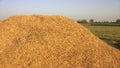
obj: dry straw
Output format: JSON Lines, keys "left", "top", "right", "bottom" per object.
{"left": 0, "top": 15, "right": 120, "bottom": 68}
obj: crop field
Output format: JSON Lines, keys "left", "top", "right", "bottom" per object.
{"left": 84, "top": 25, "right": 120, "bottom": 49}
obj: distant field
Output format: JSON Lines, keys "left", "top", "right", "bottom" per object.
{"left": 85, "top": 26, "right": 120, "bottom": 41}
{"left": 91, "top": 23, "right": 120, "bottom": 26}
{"left": 84, "top": 25, "right": 120, "bottom": 49}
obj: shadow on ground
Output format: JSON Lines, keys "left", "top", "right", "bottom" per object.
{"left": 103, "top": 40, "right": 120, "bottom": 50}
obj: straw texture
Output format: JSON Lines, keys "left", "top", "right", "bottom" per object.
{"left": 0, "top": 15, "right": 120, "bottom": 68}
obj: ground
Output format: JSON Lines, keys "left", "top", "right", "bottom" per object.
{"left": 83, "top": 24, "right": 120, "bottom": 49}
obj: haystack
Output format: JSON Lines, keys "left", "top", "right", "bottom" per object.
{"left": 0, "top": 15, "right": 120, "bottom": 68}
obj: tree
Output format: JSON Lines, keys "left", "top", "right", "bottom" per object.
{"left": 116, "top": 19, "right": 120, "bottom": 23}
{"left": 89, "top": 19, "right": 94, "bottom": 23}
{"left": 77, "top": 19, "right": 88, "bottom": 24}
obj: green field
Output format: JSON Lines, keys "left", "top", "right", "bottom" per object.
{"left": 91, "top": 23, "right": 120, "bottom": 26}
{"left": 84, "top": 25, "right": 120, "bottom": 49}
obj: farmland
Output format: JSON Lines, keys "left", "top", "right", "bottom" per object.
{"left": 84, "top": 24, "right": 120, "bottom": 49}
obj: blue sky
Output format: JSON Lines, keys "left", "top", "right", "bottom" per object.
{"left": 0, "top": 0, "right": 120, "bottom": 21}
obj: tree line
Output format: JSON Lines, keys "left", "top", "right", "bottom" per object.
{"left": 77, "top": 19, "right": 120, "bottom": 24}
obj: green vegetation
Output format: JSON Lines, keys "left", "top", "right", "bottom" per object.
{"left": 91, "top": 23, "right": 120, "bottom": 26}
{"left": 84, "top": 25, "right": 120, "bottom": 49}
{"left": 85, "top": 26, "right": 120, "bottom": 41}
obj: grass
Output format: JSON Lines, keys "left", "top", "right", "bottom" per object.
{"left": 84, "top": 25, "right": 120, "bottom": 49}
{"left": 91, "top": 23, "right": 120, "bottom": 26}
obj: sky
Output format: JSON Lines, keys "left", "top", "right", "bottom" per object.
{"left": 0, "top": 0, "right": 120, "bottom": 21}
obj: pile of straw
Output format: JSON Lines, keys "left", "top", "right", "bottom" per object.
{"left": 0, "top": 15, "right": 120, "bottom": 68}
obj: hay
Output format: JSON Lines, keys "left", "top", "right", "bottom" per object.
{"left": 0, "top": 15, "right": 120, "bottom": 68}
